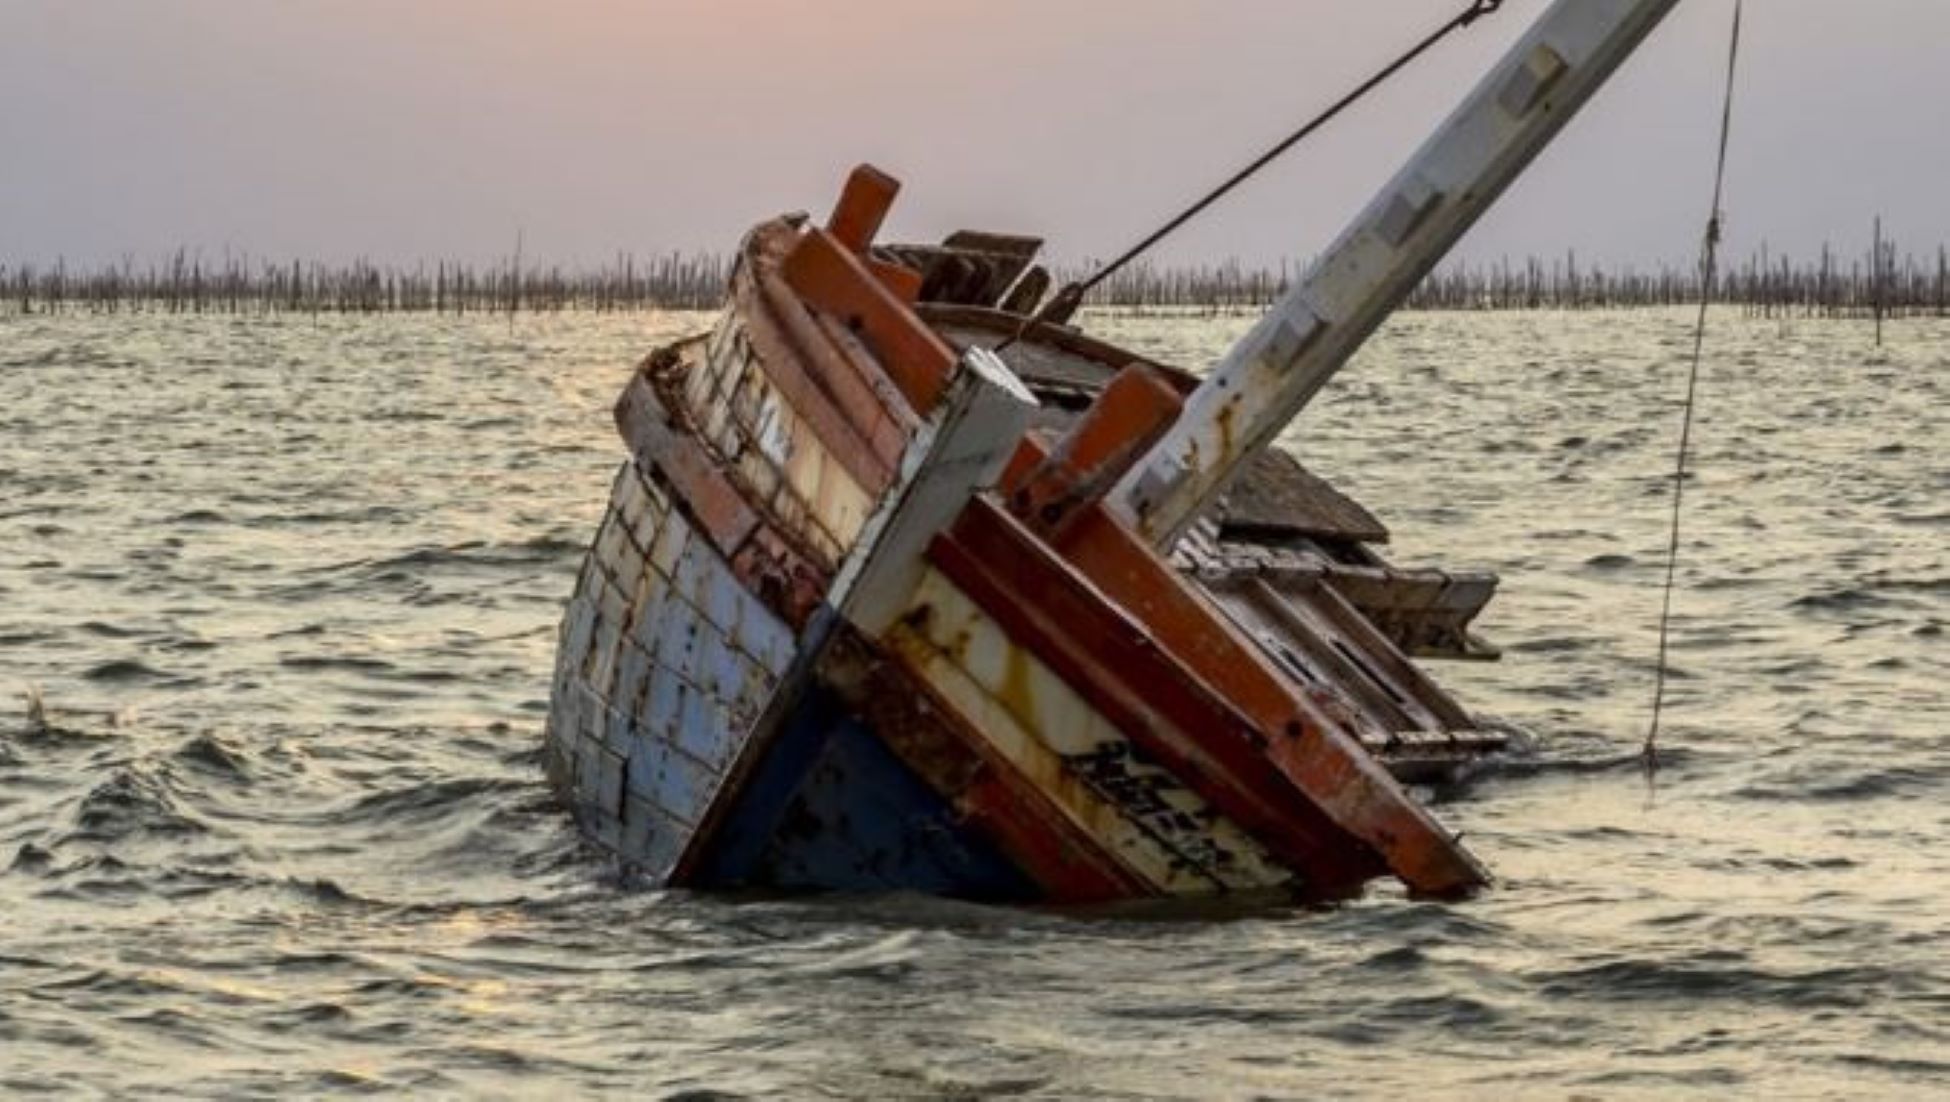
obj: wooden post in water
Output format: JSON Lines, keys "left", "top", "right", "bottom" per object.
{"left": 1873, "top": 216, "right": 1885, "bottom": 347}
{"left": 1937, "top": 245, "right": 1946, "bottom": 318}
{"left": 509, "top": 229, "right": 524, "bottom": 330}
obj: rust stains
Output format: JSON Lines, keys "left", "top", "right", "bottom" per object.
{"left": 932, "top": 495, "right": 1490, "bottom": 898}
{"left": 996, "top": 643, "right": 1037, "bottom": 732}
{"left": 616, "top": 368, "right": 831, "bottom": 632}
{"left": 829, "top": 628, "right": 1153, "bottom": 902}
{"left": 1049, "top": 503, "right": 1491, "bottom": 898}
{"left": 928, "top": 499, "right": 1386, "bottom": 894}
{"left": 1009, "top": 364, "right": 1184, "bottom": 539}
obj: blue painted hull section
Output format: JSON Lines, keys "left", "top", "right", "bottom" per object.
{"left": 693, "top": 681, "right": 1037, "bottom": 899}
{"left": 544, "top": 461, "right": 797, "bottom": 882}
{"left": 544, "top": 460, "right": 1037, "bottom": 898}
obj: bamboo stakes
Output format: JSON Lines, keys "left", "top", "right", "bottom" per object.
{"left": 0, "top": 252, "right": 728, "bottom": 317}
{"left": 1067, "top": 235, "right": 1950, "bottom": 319}
{"left": 1874, "top": 216, "right": 1886, "bottom": 347}
{"left": 4, "top": 239, "right": 1948, "bottom": 318}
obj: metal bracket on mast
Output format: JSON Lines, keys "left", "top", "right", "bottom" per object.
{"left": 1108, "top": 0, "right": 1686, "bottom": 548}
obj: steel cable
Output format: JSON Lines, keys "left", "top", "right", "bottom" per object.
{"left": 1646, "top": 0, "right": 1745, "bottom": 770}
{"left": 998, "top": 0, "right": 1504, "bottom": 350}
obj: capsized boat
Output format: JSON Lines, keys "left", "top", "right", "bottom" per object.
{"left": 542, "top": 0, "right": 1682, "bottom": 902}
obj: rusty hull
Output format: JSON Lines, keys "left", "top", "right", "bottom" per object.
{"left": 543, "top": 165, "right": 1504, "bottom": 903}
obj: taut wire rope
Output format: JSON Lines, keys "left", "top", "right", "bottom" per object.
{"left": 997, "top": 0, "right": 1505, "bottom": 351}
{"left": 1646, "top": 0, "right": 1745, "bottom": 770}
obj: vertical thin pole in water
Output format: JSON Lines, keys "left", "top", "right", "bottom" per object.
{"left": 1874, "top": 216, "right": 1885, "bottom": 347}
{"left": 1938, "top": 245, "right": 1947, "bottom": 318}
{"left": 1646, "top": 0, "right": 1744, "bottom": 772}
{"left": 510, "top": 228, "right": 524, "bottom": 333}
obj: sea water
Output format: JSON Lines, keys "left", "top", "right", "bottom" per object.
{"left": 1, "top": 308, "right": 1944, "bottom": 1097}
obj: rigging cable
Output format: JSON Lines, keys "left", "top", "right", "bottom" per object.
{"left": 998, "top": 0, "right": 1505, "bottom": 351}
{"left": 1646, "top": 0, "right": 1745, "bottom": 770}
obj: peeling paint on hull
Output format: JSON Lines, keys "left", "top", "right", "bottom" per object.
{"left": 543, "top": 167, "right": 1505, "bottom": 903}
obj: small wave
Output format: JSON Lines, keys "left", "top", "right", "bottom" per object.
{"left": 1360, "top": 945, "right": 1429, "bottom": 971}
{"left": 1790, "top": 588, "right": 1893, "bottom": 613}
{"left": 144, "top": 866, "right": 257, "bottom": 902}
{"left": 515, "top": 534, "right": 589, "bottom": 557}
{"left": 339, "top": 776, "right": 529, "bottom": 825}
{"left": 171, "top": 734, "right": 251, "bottom": 780}
{"left": 79, "top": 621, "right": 151, "bottom": 639}
{"left": 1734, "top": 765, "right": 1946, "bottom": 803}
{"left": 70, "top": 769, "right": 209, "bottom": 840}
{"left": 27, "top": 966, "right": 192, "bottom": 1000}
{"left": 362, "top": 545, "right": 486, "bottom": 571}
{"left": 280, "top": 877, "right": 385, "bottom": 908}
{"left": 10, "top": 842, "right": 55, "bottom": 873}
{"left": 326, "top": 538, "right": 586, "bottom": 578}
{"left": 371, "top": 409, "right": 446, "bottom": 424}
{"left": 1506, "top": 636, "right": 1594, "bottom": 655}
{"left": 115, "top": 1007, "right": 229, "bottom": 1050}
{"left": 1862, "top": 574, "right": 1949, "bottom": 595}
{"left": 1368, "top": 992, "right": 1504, "bottom": 1030}
{"left": 264, "top": 949, "right": 376, "bottom": 972}
{"left": 275, "top": 1002, "right": 356, "bottom": 1027}
{"left": 1529, "top": 957, "right": 1898, "bottom": 1010}
{"left": 1835, "top": 1053, "right": 1950, "bottom": 1078}
{"left": 83, "top": 659, "right": 170, "bottom": 683}
{"left": 389, "top": 668, "right": 463, "bottom": 684}
{"left": 278, "top": 655, "right": 396, "bottom": 673}
{"left": 252, "top": 504, "right": 413, "bottom": 526}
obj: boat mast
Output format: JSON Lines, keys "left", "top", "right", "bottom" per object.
{"left": 1107, "top": 0, "right": 1687, "bottom": 547}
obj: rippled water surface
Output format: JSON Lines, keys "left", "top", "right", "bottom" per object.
{"left": 2, "top": 308, "right": 1944, "bottom": 1098}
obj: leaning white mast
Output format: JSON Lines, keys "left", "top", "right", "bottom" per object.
{"left": 1108, "top": 0, "right": 1687, "bottom": 547}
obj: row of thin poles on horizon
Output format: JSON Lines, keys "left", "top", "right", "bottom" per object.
{"left": 4, "top": 239, "right": 1945, "bottom": 321}
{"left": 0, "top": 251, "right": 727, "bottom": 317}
{"left": 1078, "top": 240, "right": 1950, "bottom": 321}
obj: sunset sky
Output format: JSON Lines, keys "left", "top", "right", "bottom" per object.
{"left": 6, "top": 0, "right": 1949, "bottom": 270}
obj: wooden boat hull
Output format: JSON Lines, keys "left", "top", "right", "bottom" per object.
{"left": 544, "top": 168, "right": 1502, "bottom": 902}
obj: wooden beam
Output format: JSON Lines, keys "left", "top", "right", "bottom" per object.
{"left": 781, "top": 228, "right": 958, "bottom": 415}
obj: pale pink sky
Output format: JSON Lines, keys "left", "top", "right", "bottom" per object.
{"left": 6, "top": 0, "right": 1948, "bottom": 269}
